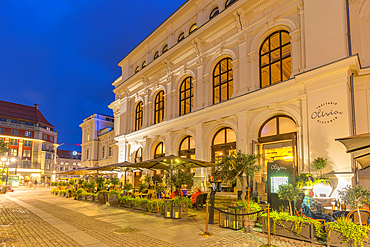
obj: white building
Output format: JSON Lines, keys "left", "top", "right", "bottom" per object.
{"left": 80, "top": 114, "right": 118, "bottom": 168}
{"left": 80, "top": 0, "right": 370, "bottom": 206}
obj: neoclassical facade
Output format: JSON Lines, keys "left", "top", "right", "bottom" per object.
{"left": 105, "top": 0, "right": 370, "bottom": 198}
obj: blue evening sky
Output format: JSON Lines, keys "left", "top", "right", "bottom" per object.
{"left": 0, "top": 0, "right": 185, "bottom": 151}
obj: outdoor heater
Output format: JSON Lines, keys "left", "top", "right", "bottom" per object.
{"left": 164, "top": 200, "right": 173, "bottom": 218}
{"left": 171, "top": 205, "right": 181, "bottom": 219}
{"left": 219, "top": 209, "right": 229, "bottom": 228}
{"left": 228, "top": 205, "right": 244, "bottom": 230}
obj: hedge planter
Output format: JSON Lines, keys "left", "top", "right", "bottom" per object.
{"left": 133, "top": 202, "right": 147, "bottom": 211}
{"left": 120, "top": 201, "right": 132, "bottom": 209}
{"left": 108, "top": 194, "right": 119, "bottom": 207}
{"left": 262, "top": 218, "right": 315, "bottom": 244}
{"left": 327, "top": 230, "right": 370, "bottom": 247}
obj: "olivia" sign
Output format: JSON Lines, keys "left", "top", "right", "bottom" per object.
{"left": 271, "top": 164, "right": 287, "bottom": 170}
{"left": 311, "top": 102, "right": 343, "bottom": 124}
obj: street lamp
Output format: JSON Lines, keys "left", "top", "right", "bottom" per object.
{"left": 1, "top": 157, "right": 16, "bottom": 186}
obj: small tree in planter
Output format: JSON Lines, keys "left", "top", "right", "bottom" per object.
{"left": 164, "top": 166, "right": 194, "bottom": 192}
{"left": 95, "top": 176, "right": 105, "bottom": 190}
{"left": 137, "top": 182, "right": 147, "bottom": 193}
{"left": 339, "top": 185, "right": 370, "bottom": 226}
{"left": 77, "top": 179, "right": 84, "bottom": 188}
{"left": 123, "top": 183, "right": 133, "bottom": 191}
{"left": 109, "top": 177, "right": 119, "bottom": 191}
{"left": 312, "top": 157, "right": 327, "bottom": 178}
{"left": 277, "top": 183, "right": 303, "bottom": 216}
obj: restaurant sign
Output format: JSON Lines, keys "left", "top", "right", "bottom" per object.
{"left": 311, "top": 102, "right": 343, "bottom": 124}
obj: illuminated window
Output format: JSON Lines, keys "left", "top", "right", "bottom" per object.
{"left": 10, "top": 148, "right": 17, "bottom": 156}
{"left": 213, "top": 58, "right": 233, "bottom": 104}
{"left": 259, "top": 116, "right": 296, "bottom": 139}
{"left": 210, "top": 7, "right": 219, "bottom": 19}
{"left": 23, "top": 150, "right": 31, "bottom": 157}
{"left": 60, "top": 161, "right": 64, "bottom": 165}
{"left": 24, "top": 140, "right": 31, "bottom": 147}
{"left": 154, "top": 142, "right": 165, "bottom": 159}
{"left": 260, "top": 30, "right": 291, "bottom": 88}
{"left": 162, "top": 44, "right": 168, "bottom": 53}
{"left": 135, "top": 147, "right": 142, "bottom": 162}
{"left": 135, "top": 66, "right": 140, "bottom": 73}
{"left": 154, "top": 51, "right": 159, "bottom": 59}
{"left": 179, "top": 77, "right": 193, "bottom": 116}
{"left": 135, "top": 101, "right": 143, "bottom": 131}
{"left": 25, "top": 131, "right": 32, "bottom": 137}
{"left": 189, "top": 24, "right": 197, "bottom": 34}
{"left": 178, "top": 32, "right": 185, "bottom": 42}
{"left": 142, "top": 61, "right": 146, "bottom": 68}
{"left": 225, "top": 0, "right": 237, "bottom": 8}
{"left": 73, "top": 162, "right": 76, "bottom": 165}
{"left": 154, "top": 91, "right": 164, "bottom": 124}
{"left": 11, "top": 129, "right": 18, "bottom": 135}
{"left": 212, "top": 127, "right": 236, "bottom": 161}
{"left": 178, "top": 136, "right": 195, "bottom": 159}
{"left": 65, "top": 162, "right": 69, "bottom": 166}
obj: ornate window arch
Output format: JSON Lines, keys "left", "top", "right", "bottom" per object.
{"left": 213, "top": 58, "right": 233, "bottom": 104}
{"left": 179, "top": 136, "right": 195, "bottom": 159}
{"left": 154, "top": 142, "right": 165, "bottom": 159}
{"left": 211, "top": 127, "right": 236, "bottom": 161}
{"left": 154, "top": 51, "right": 159, "bottom": 60}
{"left": 135, "top": 147, "right": 143, "bottom": 162}
{"left": 162, "top": 44, "right": 168, "bottom": 53}
{"left": 258, "top": 115, "right": 296, "bottom": 142}
{"left": 178, "top": 32, "right": 185, "bottom": 42}
{"left": 135, "top": 101, "right": 143, "bottom": 131}
{"left": 189, "top": 24, "right": 197, "bottom": 34}
{"left": 135, "top": 66, "right": 140, "bottom": 73}
{"left": 179, "top": 77, "right": 193, "bottom": 116}
{"left": 260, "top": 30, "right": 291, "bottom": 88}
{"left": 142, "top": 60, "right": 146, "bottom": 68}
{"left": 225, "top": 0, "right": 237, "bottom": 8}
{"left": 154, "top": 91, "right": 164, "bottom": 124}
{"left": 210, "top": 7, "right": 219, "bottom": 19}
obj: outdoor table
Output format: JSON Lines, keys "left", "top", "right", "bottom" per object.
{"left": 324, "top": 206, "right": 353, "bottom": 218}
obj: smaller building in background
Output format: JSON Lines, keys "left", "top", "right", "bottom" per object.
{"left": 0, "top": 100, "right": 58, "bottom": 186}
{"left": 56, "top": 150, "right": 81, "bottom": 180}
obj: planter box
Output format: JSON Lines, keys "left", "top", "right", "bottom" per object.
{"left": 108, "top": 195, "right": 119, "bottom": 207}
{"left": 327, "top": 230, "right": 370, "bottom": 247}
{"left": 262, "top": 218, "right": 315, "bottom": 244}
{"left": 133, "top": 202, "right": 147, "bottom": 211}
{"left": 120, "top": 201, "right": 132, "bottom": 209}
{"left": 97, "top": 192, "right": 108, "bottom": 204}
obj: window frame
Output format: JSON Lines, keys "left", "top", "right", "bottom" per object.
{"left": 135, "top": 66, "right": 140, "bottom": 73}
{"left": 210, "top": 7, "right": 219, "bottom": 19}
{"left": 135, "top": 101, "right": 143, "bottom": 131}
{"left": 189, "top": 24, "right": 197, "bottom": 34}
{"left": 162, "top": 44, "right": 168, "bottom": 53}
{"left": 154, "top": 51, "right": 159, "bottom": 59}
{"left": 178, "top": 136, "right": 195, "bottom": 159}
{"left": 259, "top": 30, "right": 291, "bottom": 88}
{"left": 154, "top": 142, "right": 165, "bottom": 159}
{"left": 178, "top": 32, "right": 185, "bottom": 42}
{"left": 179, "top": 77, "right": 193, "bottom": 116}
{"left": 225, "top": 0, "right": 237, "bottom": 8}
{"left": 142, "top": 61, "right": 146, "bottom": 68}
{"left": 213, "top": 58, "right": 233, "bottom": 104}
{"left": 154, "top": 91, "right": 164, "bottom": 124}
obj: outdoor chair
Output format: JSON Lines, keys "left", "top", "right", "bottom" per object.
{"left": 193, "top": 193, "right": 208, "bottom": 210}
{"left": 301, "top": 204, "right": 327, "bottom": 231}
{"left": 346, "top": 209, "right": 370, "bottom": 226}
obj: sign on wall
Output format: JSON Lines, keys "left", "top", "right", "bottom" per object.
{"left": 310, "top": 102, "right": 343, "bottom": 124}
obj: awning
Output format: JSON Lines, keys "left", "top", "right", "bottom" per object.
{"left": 336, "top": 133, "right": 370, "bottom": 170}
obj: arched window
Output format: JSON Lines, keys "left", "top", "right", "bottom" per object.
{"left": 154, "top": 91, "right": 164, "bottom": 124}
{"left": 135, "top": 147, "right": 142, "bottom": 162}
{"left": 135, "top": 66, "right": 140, "bottom": 73}
{"left": 178, "top": 32, "right": 185, "bottom": 42}
{"left": 258, "top": 115, "right": 296, "bottom": 142}
{"left": 179, "top": 136, "right": 195, "bottom": 159}
{"left": 142, "top": 60, "right": 146, "bottom": 68}
{"left": 60, "top": 161, "right": 64, "bottom": 165}
{"left": 210, "top": 7, "right": 219, "bottom": 19}
{"left": 189, "top": 24, "right": 197, "bottom": 34}
{"left": 73, "top": 162, "right": 76, "bottom": 166}
{"left": 212, "top": 127, "right": 236, "bottom": 161}
{"left": 135, "top": 101, "right": 143, "bottom": 131}
{"left": 179, "top": 77, "right": 193, "bottom": 116}
{"left": 260, "top": 30, "right": 291, "bottom": 88}
{"left": 102, "top": 146, "right": 105, "bottom": 158}
{"left": 213, "top": 58, "right": 233, "bottom": 104}
{"left": 225, "top": 0, "right": 237, "bottom": 8}
{"left": 163, "top": 44, "right": 168, "bottom": 53}
{"left": 86, "top": 130, "right": 90, "bottom": 142}
{"left": 154, "top": 51, "right": 159, "bottom": 59}
{"left": 86, "top": 148, "right": 89, "bottom": 160}
{"left": 154, "top": 142, "right": 165, "bottom": 159}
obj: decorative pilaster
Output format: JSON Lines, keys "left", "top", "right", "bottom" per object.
{"left": 247, "top": 51, "right": 257, "bottom": 91}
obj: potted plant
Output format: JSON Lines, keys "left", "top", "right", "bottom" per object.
{"left": 123, "top": 182, "right": 133, "bottom": 192}
{"left": 211, "top": 150, "right": 261, "bottom": 231}
{"left": 137, "top": 182, "right": 147, "bottom": 193}
{"left": 109, "top": 177, "right": 119, "bottom": 191}
{"left": 277, "top": 183, "right": 303, "bottom": 216}
{"left": 108, "top": 190, "right": 120, "bottom": 207}
{"left": 327, "top": 216, "right": 370, "bottom": 247}
{"left": 296, "top": 173, "right": 314, "bottom": 189}
{"left": 339, "top": 185, "right": 370, "bottom": 226}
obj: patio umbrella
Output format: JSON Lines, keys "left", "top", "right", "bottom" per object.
{"left": 57, "top": 166, "right": 98, "bottom": 176}
{"left": 121, "top": 155, "right": 213, "bottom": 170}
{"left": 336, "top": 133, "right": 370, "bottom": 170}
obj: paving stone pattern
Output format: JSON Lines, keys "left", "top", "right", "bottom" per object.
{"left": 15, "top": 196, "right": 172, "bottom": 247}
{"left": 0, "top": 198, "right": 81, "bottom": 247}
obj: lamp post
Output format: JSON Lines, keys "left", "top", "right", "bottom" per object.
{"left": 1, "top": 157, "right": 16, "bottom": 186}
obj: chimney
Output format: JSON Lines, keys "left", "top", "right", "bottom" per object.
{"left": 34, "top": 104, "right": 39, "bottom": 110}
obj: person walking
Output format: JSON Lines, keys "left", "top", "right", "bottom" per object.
{"left": 34, "top": 180, "right": 37, "bottom": 190}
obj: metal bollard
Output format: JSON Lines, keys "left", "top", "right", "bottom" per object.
{"left": 261, "top": 204, "right": 277, "bottom": 247}
{"left": 200, "top": 199, "right": 213, "bottom": 237}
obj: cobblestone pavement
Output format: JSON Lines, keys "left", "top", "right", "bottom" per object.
{"left": 1, "top": 189, "right": 325, "bottom": 247}
{"left": 0, "top": 197, "right": 81, "bottom": 247}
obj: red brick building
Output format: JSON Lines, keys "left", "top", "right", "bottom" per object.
{"left": 0, "top": 100, "right": 58, "bottom": 186}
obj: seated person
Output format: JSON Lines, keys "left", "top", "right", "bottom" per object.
{"left": 120, "top": 190, "right": 126, "bottom": 196}
{"left": 169, "top": 189, "right": 183, "bottom": 199}
{"left": 302, "top": 189, "right": 335, "bottom": 222}
{"left": 191, "top": 187, "right": 203, "bottom": 205}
